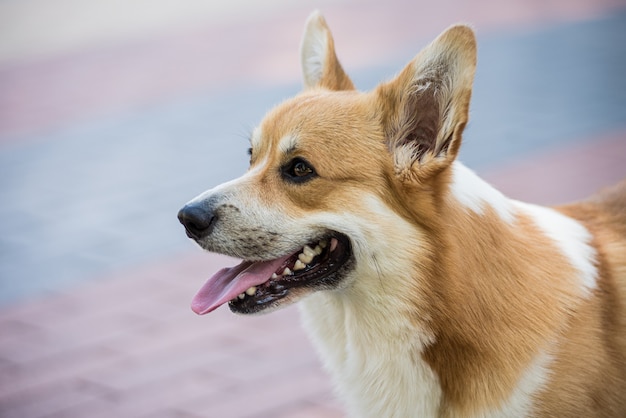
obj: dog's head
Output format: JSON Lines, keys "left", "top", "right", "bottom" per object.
{"left": 178, "top": 11, "right": 476, "bottom": 315}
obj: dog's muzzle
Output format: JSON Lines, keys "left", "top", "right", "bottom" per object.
{"left": 177, "top": 202, "right": 216, "bottom": 241}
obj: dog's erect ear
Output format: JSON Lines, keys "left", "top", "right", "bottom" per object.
{"left": 378, "top": 25, "right": 476, "bottom": 182}
{"left": 300, "top": 11, "right": 355, "bottom": 91}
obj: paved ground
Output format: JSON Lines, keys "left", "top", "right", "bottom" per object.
{"left": 1, "top": 0, "right": 625, "bottom": 417}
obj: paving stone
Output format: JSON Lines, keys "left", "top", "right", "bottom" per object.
{"left": 176, "top": 366, "right": 334, "bottom": 418}
{"left": 0, "top": 378, "right": 112, "bottom": 418}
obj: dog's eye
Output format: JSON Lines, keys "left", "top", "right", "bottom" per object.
{"left": 293, "top": 161, "right": 313, "bottom": 177}
{"left": 282, "top": 158, "right": 316, "bottom": 183}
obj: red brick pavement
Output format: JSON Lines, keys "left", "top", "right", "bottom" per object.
{"left": 1, "top": 129, "right": 624, "bottom": 418}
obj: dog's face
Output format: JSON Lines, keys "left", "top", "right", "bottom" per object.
{"left": 178, "top": 12, "right": 476, "bottom": 315}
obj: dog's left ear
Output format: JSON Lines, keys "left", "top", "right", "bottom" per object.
{"left": 378, "top": 25, "right": 477, "bottom": 182}
{"left": 300, "top": 11, "right": 355, "bottom": 91}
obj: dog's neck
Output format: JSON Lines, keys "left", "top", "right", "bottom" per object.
{"left": 300, "top": 285, "right": 443, "bottom": 417}
{"left": 299, "top": 162, "right": 595, "bottom": 417}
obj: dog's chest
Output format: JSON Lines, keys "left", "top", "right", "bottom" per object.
{"left": 300, "top": 294, "right": 442, "bottom": 418}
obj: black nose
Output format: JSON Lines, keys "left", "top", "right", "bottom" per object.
{"left": 177, "top": 203, "right": 216, "bottom": 240}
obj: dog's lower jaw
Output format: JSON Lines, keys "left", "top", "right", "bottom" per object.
{"left": 299, "top": 285, "right": 443, "bottom": 418}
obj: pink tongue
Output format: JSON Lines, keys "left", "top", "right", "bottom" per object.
{"left": 191, "top": 254, "right": 292, "bottom": 314}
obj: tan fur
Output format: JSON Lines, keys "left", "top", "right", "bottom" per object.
{"left": 183, "top": 12, "right": 626, "bottom": 417}
{"left": 538, "top": 182, "right": 626, "bottom": 417}
{"left": 422, "top": 203, "right": 584, "bottom": 416}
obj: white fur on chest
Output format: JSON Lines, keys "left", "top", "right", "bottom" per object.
{"left": 300, "top": 292, "right": 442, "bottom": 418}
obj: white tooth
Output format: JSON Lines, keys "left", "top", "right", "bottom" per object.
{"left": 303, "top": 245, "right": 316, "bottom": 257}
{"left": 238, "top": 293, "right": 245, "bottom": 300}
{"left": 298, "top": 253, "right": 313, "bottom": 264}
{"left": 294, "top": 260, "right": 306, "bottom": 271}
{"left": 314, "top": 245, "right": 323, "bottom": 255}
{"left": 282, "top": 267, "right": 292, "bottom": 276}
{"left": 319, "top": 240, "right": 328, "bottom": 249}
{"left": 271, "top": 273, "right": 279, "bottom": 279}
{"left": 245, "top": 286, "right": 257, "bottom": 296}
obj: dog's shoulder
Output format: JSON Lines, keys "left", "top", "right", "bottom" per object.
{"left": 557, "top": 180, "right": 626, "bottom": 300}
{"left": 558, "top": 179, "right": 626, "bottom": 239}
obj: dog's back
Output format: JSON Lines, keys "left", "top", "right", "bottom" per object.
{"left": 565, "top": 180, "right": 626, "bottom": 236}
{"left": 560, "top": 180, "right": 626, "bottom": 295}
{"left": 536, "top": 183, "right": 626, "bottom": 416}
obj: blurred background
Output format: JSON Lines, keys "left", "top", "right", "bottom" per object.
{"left": 1, "top": 0, "right": 625, "bottom": 417}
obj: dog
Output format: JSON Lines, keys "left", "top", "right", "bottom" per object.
{"left": 178, "top": 11, "right": 626, "bottom": 417}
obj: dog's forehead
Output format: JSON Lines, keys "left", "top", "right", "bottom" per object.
{"left": 255, "top": 90, "right": 375, "bottom": 151}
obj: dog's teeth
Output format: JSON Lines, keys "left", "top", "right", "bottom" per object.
{"left": 330, "top": 238, "right": 338, "bottom": 252}
{"left": 238, "top": 293, "right": 245, "bottom": 300}
{"left": 271, "top": 273, "right": 279, "bottom": 279}
{"left": 303, "top": 245, "right": 316, "bottom": 257}
{"left": 298, "top": 252, "right": 314, "bottom": 264}
{"left": 319, "top": 240, "right": 328, "bottom": 249}
{"left": 294, "top": 260, "right": 306, "bottom": 271}
{"left": 245, "top": 286, "right": 257, "bottom": 296}
{"left": 314, "top": 245, "right": 323, "bottom": 255}
{"left": 282, "top": 267, "right": 292, "bottom": 276}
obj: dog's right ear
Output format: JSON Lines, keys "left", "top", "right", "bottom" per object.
{"left": 300, "top": 11, "right": 355, "bottom": 91}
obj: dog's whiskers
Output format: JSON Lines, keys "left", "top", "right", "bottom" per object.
{"left": 371, "top": 253, "right": 386, "bottom": 293}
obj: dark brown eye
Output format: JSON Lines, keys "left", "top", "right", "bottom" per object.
{"left": 293, "top": 161, "right": 312, "bottom": 176}
{"left": 282, "top": 158, "right": 316, "bottom": 183}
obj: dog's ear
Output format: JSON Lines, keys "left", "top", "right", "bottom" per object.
{"left": 300, "top": 11, "right": 355, "bottom": 91}
{"left": 378, "top": 25, "right": 476, "bottom": 182}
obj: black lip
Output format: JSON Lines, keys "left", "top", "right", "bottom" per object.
{"left": 228, "top": 233, "right": 353, "bottom": 314}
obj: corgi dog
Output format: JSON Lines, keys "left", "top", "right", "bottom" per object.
{"left": 178, "top": 11, "right": 626, "bottom": 418}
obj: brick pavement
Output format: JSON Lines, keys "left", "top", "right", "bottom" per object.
{"left": 1, "top": 1, "right": 626, "bottom": 417}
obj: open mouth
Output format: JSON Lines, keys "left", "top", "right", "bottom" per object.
{"left": 191, "top": 233, "right": 352, "bottom": 315}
